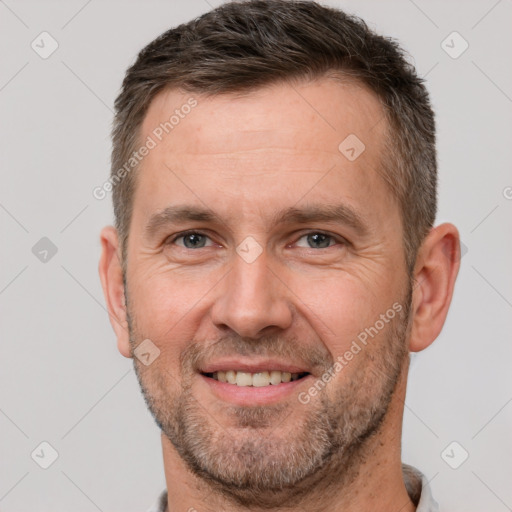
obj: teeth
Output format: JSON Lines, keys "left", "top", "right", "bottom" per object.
{"left": 236, "top": 371, "right": 253, "bottom": 386}
{"left": 252, "top": 371, "right": 270, "bottom": 387}
{"left": 210, "top": 370, "right": 304, "bottom": 386}
{"left": 269, "top": 370, "right": 282, "bottom": 385}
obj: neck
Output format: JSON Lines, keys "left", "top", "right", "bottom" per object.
{"left": 161, "top": 368, "right": 415, "bottom": 512}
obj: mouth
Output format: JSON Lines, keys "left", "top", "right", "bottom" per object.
{"left": 202, "top": 370, "right": 311, "bottom": 387}
{"left": 197, "top": 359, "right": 314, "bottom": 405}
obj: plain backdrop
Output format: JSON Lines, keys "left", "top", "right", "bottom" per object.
{"left": 1, "top": 1, "right": 511, "bottom": 511}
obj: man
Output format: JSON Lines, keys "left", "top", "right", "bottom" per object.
{"left": 98, "top": 1, "right": 460, "bottom": 510}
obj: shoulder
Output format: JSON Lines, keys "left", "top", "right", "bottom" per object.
{"left": 402, "top": 463, "right": 439, "bottom": 512}
{"left": 146, "top": 489, "right": 168, "bottom": 512}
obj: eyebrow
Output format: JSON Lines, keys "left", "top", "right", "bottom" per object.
{"left": 143, "top": 203, "right": 369, "bottom": 240}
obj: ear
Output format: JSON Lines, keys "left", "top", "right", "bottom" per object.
{"left": 409, "top": 223, "right": 461, "bottom": 352}
{"left": 98, "top": 226, "right": 132, "bottom": 358}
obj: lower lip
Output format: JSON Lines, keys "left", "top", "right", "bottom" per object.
{"left": 199, "top": 374, "right": 313, "bottom": 406}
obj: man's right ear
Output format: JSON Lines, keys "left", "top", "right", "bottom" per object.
{"left": 98, "top": 226, "right": 132, "bottom": 358}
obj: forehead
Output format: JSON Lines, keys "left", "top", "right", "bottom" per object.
{"left": 133, "top": 77, "right": 395, "bottom": 231}
{"left": 142, "top": 77, "right": 385, "bottom": 156}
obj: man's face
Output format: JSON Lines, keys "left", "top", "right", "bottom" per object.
{"left": 124, "top": 78, "right": 412, "bottom": 499}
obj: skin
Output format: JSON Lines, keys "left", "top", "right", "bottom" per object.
{"left": 99, "top": 77, "right": 460, "bottom": 511}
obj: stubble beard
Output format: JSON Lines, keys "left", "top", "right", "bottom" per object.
{"left": 126, "top": 286, "right": 412, "bottom": 508}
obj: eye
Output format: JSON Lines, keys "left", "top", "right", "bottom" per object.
{"left": 170, "top": 231, "right": 214, "bottom": 249}
{"left": 167, "top": 230, "right": 345, "bottom": 251}
{"left": 294, "top": 232, "right": 342, "bottom": 249}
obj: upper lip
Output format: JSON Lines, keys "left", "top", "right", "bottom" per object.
{"left": 199, "top": 358, "right": 310, "bottom": 374}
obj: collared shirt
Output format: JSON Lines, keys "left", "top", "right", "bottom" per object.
{"left": 147, "top": 463, "right": 439, "bottom": 512}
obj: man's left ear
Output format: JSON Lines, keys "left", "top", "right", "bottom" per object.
{"left": 409, "top": 223, "right": 461, "bottom": 352}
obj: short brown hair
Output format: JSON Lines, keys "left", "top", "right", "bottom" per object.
{"left": 111, "top": 0, "right": 436, "bottom": 272}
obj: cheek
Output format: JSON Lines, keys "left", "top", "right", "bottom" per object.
{"left": 290, "top": 273, "right": 396, "bottom": 356}
{"left": 128, "top": 272, "right": 204, "bottom": 357}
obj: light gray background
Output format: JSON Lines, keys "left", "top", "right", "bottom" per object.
{"left": 1, "top": 0, "right": 511, "bottom": 510}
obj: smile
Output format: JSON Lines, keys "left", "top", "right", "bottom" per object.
{"left": 204, "top": 370, "right": 310, "bottom": 387}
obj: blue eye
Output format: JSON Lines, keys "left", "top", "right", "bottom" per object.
{"left": 168, "top": 231, "right": 343, "bottom": 251}
{"left": 295, "top": 232, "right": 338, "bottom": 249}
{"left": 172, "top": 232, "right": 212, "bottom": 249}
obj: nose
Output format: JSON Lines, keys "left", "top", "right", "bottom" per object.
{"left": 210, "top": 248, "right": 293, "bottom": 339}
